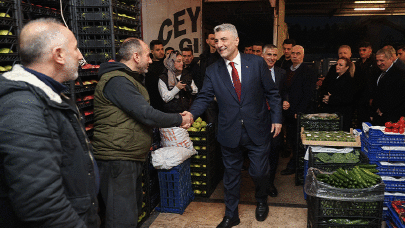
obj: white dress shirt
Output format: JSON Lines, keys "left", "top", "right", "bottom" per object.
{"left": 158, "top": 75, "right": 198, "bottom": 102}
{"left": 270, "top": 66, "right": 275, "bottom": 83}
{"left": 224, "top": 52, "right": 242, "bottom": 83}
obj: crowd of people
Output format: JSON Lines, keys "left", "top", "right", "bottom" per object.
{"left": 1, "top": 17, "right": 405, "bottom": 228}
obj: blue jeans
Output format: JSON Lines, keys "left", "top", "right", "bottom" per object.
{"left": 97, "top": 160, "right": 143, "bottom": 228}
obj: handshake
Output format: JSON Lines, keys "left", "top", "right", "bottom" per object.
{"left": 180, "top": 111, "right": 194, "bottom": 129}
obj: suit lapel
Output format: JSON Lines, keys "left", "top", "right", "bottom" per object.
{"left": 218, "top": 59, "right": 239, "bottom": 102}
{"left": 274, "top": 67, "right": 281, "bottom": 88}
{"left": 240, "top": 54, "right": 250, "bottom": 103}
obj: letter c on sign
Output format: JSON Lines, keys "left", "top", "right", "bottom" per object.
{"left": 158, "top": 19, "right": 172, "bottom": 46}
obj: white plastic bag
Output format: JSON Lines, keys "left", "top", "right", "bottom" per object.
{"left": 151, "top": 147, "right": 196, "bottom": 169}
{"left": 159, "top": 127, "right": 197, "bottom": 153}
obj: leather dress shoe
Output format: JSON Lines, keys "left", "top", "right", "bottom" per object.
{"left": 216, "top": 216, "right": 240, "bottom": 228}
{"left": 255, "top": 202, "right": 269, "bottom": 221}
{"left": 280, "top": 168, "right": 295, "bottom": 175}
{"left": 268, "top": 184, "right": 278, "bottom": 197}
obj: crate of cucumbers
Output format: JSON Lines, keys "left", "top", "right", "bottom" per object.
{"left": 305, "top": 167, "right": 385, "bottom": 228}
{"left": 299, "top": 113, "right": 343, "bottom": 131}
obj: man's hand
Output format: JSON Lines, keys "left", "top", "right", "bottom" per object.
{"left": 180, "top": 111, "right": 194, "bottom": 129}
{"left": 283, "top": 101, "right": 290, "bottom": 110}
{"left": 271, "top": 123, "right": 282, "bottom": 138}
{"left": 376, "top": 108, "right": 383, "bottom": 117}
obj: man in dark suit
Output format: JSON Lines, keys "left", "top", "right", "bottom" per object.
{"left": 184, "top": 24, "right": 282, "bottom": 228}
{"left": 280, "top": 45, "right": 317, "bottom": 176}
{"left": 372, "top": 48, "right": 405, "bottom": 125}
{"left": 262, "top": 44, "right": 286, "bottom": 197}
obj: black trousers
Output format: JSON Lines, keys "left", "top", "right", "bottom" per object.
{"left": 269, "top": 132, "right": 281, "bottom": 184}
{"left": 221, "top": 126, "right": 271, "bottom": 219}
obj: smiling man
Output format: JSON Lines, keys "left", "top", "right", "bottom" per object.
{"left": 185, "top": 23, "right": 282, "bottom": 228}
{"left": 372, "top": 48, "right": 405, "bottom": 125}
{"left": 262, "top": 44, "right": 286, "bottom": 198}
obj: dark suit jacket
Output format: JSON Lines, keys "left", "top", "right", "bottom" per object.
{"left": 273, "top": 66, "right": 287, "bottom": 101}
{"left": 189, "top": 53, "right": 282, "bottom": 148}
{"left": 284, "top": 63, "right": 317, "bottom": 116}
{"left": 372, "top": 64, "right": 405, "bottom": 123}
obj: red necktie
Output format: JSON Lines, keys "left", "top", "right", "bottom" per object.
{"left": 229, "top": 62, "right": 241, "bottom": 101}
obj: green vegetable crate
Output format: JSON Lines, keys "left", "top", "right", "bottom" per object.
{"left": 296, "top": 113, "right": 343, "bottom": 186}
{"left": 309, "top": 148, "right": 369, "bottom": 173}
{"left": 301, "top": 128, "right": 361, "bottom": 147}
{"left": 307, "top": 195, "right": 384, "bottom": 228}
{"left": 189, "top": 123, "right": 223, "bottom": 197}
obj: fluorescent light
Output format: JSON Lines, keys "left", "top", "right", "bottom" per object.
{"left": 354, "top": 7, "right": 386, "bottom": 10}
{"left": 354, "top": 1, "right": 386, "bottom": 3}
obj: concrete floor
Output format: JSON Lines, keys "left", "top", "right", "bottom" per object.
{"left": 140, "top": 156, "right": 309, "bottom": 227}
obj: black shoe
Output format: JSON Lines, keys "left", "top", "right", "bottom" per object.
{"left": 255, "top": 202, "right": 269, "bottom": 221}
{"left": 216, "top": 216, "right": 240, "bottom": 228}
{"left": 268, "top": 184, "right": 278, "bottom": 197}
{"left": 280, "top": 168, "right": 295, "bottom": 175}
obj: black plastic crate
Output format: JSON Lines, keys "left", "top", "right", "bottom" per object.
{"left": 79, "top": 36, "right": 113, "bottom": 48}
{"left": 307, "top": 195, "right": 383, "bottom": 228}
{"left": 0, "top": 53, "right": 18, "bottom": 61}
{"left": 76, "top": 8, "right": 111, "bottom": 21}
{"left": 308, "top": 148, "right": 369, "bottom": 173}
{"left": 76, "top": 0, "right": 110, "bottom": 7}
{"left": 191, "top": 175, "right": 221, "bottom": 198}
{"left": 299, "top": 113, "right": 343, "bottom": 131}
{"left": 77, "top": 21, "right": 112, "bottom": 34}
{"left": 0, "top": 36, "right": 17, "bottom": 44}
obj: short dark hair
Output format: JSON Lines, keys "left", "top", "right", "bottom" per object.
{"left": 358, "top": 41, "right": 372, "bottom": 49}
{"left": 117, "top": 38, "right": 143, "bottom": 62}
{"left": 283, "top": 39, "right": 296, "bottom": 46}
{"left": 181, "top": 47, "right": 193, "bottom": 54}
{"left": 397, "top": 45, "right": 405, "bottom": 51}
{"left": 165, "top": 47, "right": 174, "bottom": 52}
{"left": 253, "top": 42, "right": 264, "bottom": 48}
{"left": 149, "top": 40, "right": 163, "bottom": 50}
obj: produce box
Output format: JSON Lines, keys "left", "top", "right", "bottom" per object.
{"left": 301, "top": 128, "right": 361, "bottom": 147}
{"left": 308, "top": 147, "right": 369, "bottom": 172}
{"left": 382, "top": 176, "right": 405, "bottom": 193}
{"left": 384, "top": 192, "right": 405, "bottom": 207}
{"left": 362, "top": 122, "right": 405, "bottom": 146}
{"left": 156, "top": 159, "right": 194, "bottom": 214}
{"left": 307, "top": 195, "right": 384, "bottom": 228}
{"left": 387, "top": 200, "right": 405, "bottom": 228}
{"left": 361, "top": 138, "right": 405, "bottom": 162}
{"left": 372, "top": 161, "right": 405, "bottom": 177}
{"left": 299, "top": 113, "right": 342, "bottom": 131}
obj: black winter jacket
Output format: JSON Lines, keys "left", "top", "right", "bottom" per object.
{"left": 0, "top": 65, "right": 99, "bottom": 228}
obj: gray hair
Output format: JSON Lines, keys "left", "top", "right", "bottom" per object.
{"left": 214, "top": 23, "right": 238, "bottom": 39}
{"left": 376, "top": 48, "right": 393, "bottom": 60}
{"left": 339, "top": 45, "right": 351, "bottom": 52}
{"left": 19, "top": 18, "right": 67, "bottom": 66}
{"left": 383, "top": 45, "right": 396, "bottom": 56}
{"left": 263, "top": 44, "right": 277, "bottom": 53}
{"left": 117, "top": 38, "right": 143, "bottom": 62}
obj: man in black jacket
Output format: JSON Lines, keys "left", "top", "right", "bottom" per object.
{"left": 182, "top": 47, "right": 201, "bottom": 90}
{"left": 0, "top": 18, "right": 99, "bottom": 227}
{"left": 372, "top": 48, "right": 405, "bottom": 125}
{"left": 145, "top": 40, "right": 165, "bottom": 111}
{"left": 280, "top": 45, "right": 317, "bottom": 175}
{"left": 275, "top": 39, "right": 296, "bottom": 71}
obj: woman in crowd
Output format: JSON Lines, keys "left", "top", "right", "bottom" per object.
{"left": 158, "top": 51, "right": 198, "bottom": 113}
{"left": 321, "top": 57, "right": 355, "bottom": 131}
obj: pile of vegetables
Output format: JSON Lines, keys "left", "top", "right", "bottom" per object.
{"left": 324, "top": 218, "right": 369, "bottom": 225}
{"left": 316, "top": 165, "right": 381, "bottom": 189}
{"left": 385, "top": 116, "right": 405, "bottom": 134}
{"left": 315, "top": 150, "right": 361, "bottom": 163}
{"left": 391, "top": 200, "right": 405, "bottom": 224}
{"left": 304, "top": 130, "right": 356, "bottom": 142}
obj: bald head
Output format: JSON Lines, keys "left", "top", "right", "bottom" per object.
{"left": 291, "top": 45, "right": 304, "bottom": 66}
{"left": 19, "top": 18, "right": 70, "bottom": 66}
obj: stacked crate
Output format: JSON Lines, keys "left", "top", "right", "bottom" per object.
{"left": 297, "top": 113, "right": 343, "bottom": 185}
{"left": 188, "top": 124, "right": 223, "bottom": 197}
{"left": 360, "top": 122, "right": 405, "bottom": 222}
{"left": 0, "top": 0, "right": 19, "bottom": 72}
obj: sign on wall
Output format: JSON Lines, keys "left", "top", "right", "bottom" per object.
{"left": 142, "top": 0, "right": 202, "bottom": 56}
